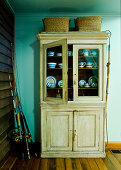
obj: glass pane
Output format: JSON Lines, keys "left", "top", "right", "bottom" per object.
{"left": 46, "top": 46, "right": 63, "bottom": 98}
{"left": 68, "top": 45, "right": 73, "bottom": 101}
{"left": 78, "top": 49, "right": 99, "bottom": 96}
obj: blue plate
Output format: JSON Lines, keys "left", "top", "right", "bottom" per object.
{"left": 88, "top": 76, "right": 98, "bottom": 87}
{"left": 46, "top": 76, "right": 56, "bottom": 88}
{"left": 79, "top": 80, "right": 86, "bottom": 87}
{"left": 58, "top": 80, "right": 63, "bottom": 87}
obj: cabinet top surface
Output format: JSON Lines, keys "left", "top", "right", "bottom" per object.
{"left": 36, "top": 32, "right": 110, "bottom": 40}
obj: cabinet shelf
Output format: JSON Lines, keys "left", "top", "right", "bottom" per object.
{"left": 47, "top": 68, "right": 98, "bottom": 70}
{"left": 47, "top": 87, "right": 97, "bottom": 90}
{"left": 79, "top": 55, "right": 97, "bottom": 58}
{"left": 78, "top": 87, "right": 97, "bottom": 89}
{"left": 47, "top": 68, "right": 62, "bottom": 69}
{"left": 47, "top": 56, "right": 73, "bottom": 58}
{"left": 47, "top": 87, "right": 73, "bottom": 89}
{"left": 78, "top": 68, "right": 98, "bottom": 70}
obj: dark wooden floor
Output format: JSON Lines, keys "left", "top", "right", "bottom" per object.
{"left": 1, "top": 149, "right": 121, "bottom": 170}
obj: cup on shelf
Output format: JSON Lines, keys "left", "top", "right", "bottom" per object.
{"left": 84, "top": 83, "right": 90, "bottom": 87}
{"left": 58, "top": 63, "right": 63, "bottom": 68}
{"left": 68, "top": 51, "right": 73, "bottom": 56}
{"left": 86, "top": 62, "right": 93, "bottom": 68}
{"left": 48, "top": 62, "right": 56, "bottom": 68}
{"left": 78, "top": 62, "right": 86, "bottom": 68}
{"left": 56, "top": 53, "right": 62, "bottom": 56}
{"left": 48, "top": 51, "right": 54, "bottom": 56}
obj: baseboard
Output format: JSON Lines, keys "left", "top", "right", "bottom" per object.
{"left": 105, "top": 142, "right": 121, "bottom": 149}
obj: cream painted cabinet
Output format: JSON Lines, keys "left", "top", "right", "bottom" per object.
{"left": 73, "top": 111, "right": 100, "bottom": 152}
{"left": 46, "top": 111, "right": 73, "bottom": 151}
{"left": 37, "top": 32, "right": 110, "bottom": 158}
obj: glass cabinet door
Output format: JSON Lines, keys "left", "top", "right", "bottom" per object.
{"left": 43, "top": 39, "right": 68, "bottom": 103}
{"left": 73, "top": 45, "right": 102, "bottom": 101}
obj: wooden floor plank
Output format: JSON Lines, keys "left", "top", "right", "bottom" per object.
{"left": 65, "top": 158, "right": 73, "bottom": 170}
{"left": 2, "top": 149, "right": 121, "bottom": 169}
{"left": 30, "top": 157, "right": 41, "bottom": 170}
{"left": 56, "top": 158, "right": 65, "bottom": 170}
{"left": 106, "top": 151, "right": 121, "bottom": 170}
{"left": 75, "top": 158, "right": 83, "bottom": 170}
{"left": 95, "top": 158, "right": 108, "bottom": 170}
{"left": 103, "top": 155, "right": 117, "bottom": 170}
{"left": 48, "top": 158, "right": 56, "bottom": 170}
{"left": 1, "top": 153, "right": 17, "bottom": 169}
{"left": 80, "top": 158, "right": 92, "bottom": 170}
{"left": 113, "top": 153, "right": 121, "bottom": 164}
{"left": 87, "top": 158, "right": 99, "bottom": 170}
{"left": 40, "top": 158, "right": 48, "bottom": 170}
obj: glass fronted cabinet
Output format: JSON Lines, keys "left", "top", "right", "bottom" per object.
{"left": 37, "top": 32, "right": 110, "bottom": 158}
{"left": 42, "top": 40, "right": 103, "bottom": 103}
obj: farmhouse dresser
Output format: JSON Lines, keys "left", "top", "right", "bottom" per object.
{"left": 37, "top": 32, "right": 109, "bottom": 158}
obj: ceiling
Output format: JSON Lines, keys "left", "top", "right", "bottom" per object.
{"left": 7, "top": 0, "right": 120, "bottom": 15}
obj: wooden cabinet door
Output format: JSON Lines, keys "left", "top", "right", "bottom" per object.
{"left": 73, "top": 44, "right": 103, "bottom": 102}
{"left": 46, "top": 111, "right": 73, "bottom": 151}
{"left": 73, "top": 111, "right": 100, "bottom": 151}
{"left": 43, "top": 39, "right": 68, "bottom": 104}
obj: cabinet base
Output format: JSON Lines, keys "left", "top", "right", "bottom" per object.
{"left": 41, "top": 151, "right": 106, "bottom": 158}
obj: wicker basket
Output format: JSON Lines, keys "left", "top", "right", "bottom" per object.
{"left": 75, "top": 16, "right": 102, "bottom": 32}
{"left": 43, "top": 17, "right": 69, "bottom": 32}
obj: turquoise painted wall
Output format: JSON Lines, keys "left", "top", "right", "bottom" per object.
{"left": 15, "top": 14, "right": 121, "bottom": 142}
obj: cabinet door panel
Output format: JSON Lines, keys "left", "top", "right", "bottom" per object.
{"left": 74, "top": 111, "right": 99, "bottom": 151}
{"left": 46, "top": 111, "right": 73, "bottom": 151}
{"left": 73, "top": 44, "right": 103, "bottom": 102}
{"left": 43, "top": 39, "right": 68, "bottom": 104}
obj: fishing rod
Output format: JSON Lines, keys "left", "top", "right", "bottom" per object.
{"left": 9, "top": 42, "right": 22, "bottom": 142}
{"left": 10, "top": 42, "right": 32, "bottom": 159}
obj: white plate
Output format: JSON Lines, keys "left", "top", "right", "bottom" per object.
{"left": 46, "top": 76, "right": 56, "bottom": 88}
{"left": 58, "top": 80, "right": 63, "bottom": 87}
{"left": 79, "top": 80, "right": 86, "bottom": 87}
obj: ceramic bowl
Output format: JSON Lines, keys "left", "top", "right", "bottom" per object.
{"left": 56, "top": 53, "right": 62, "bottom": 56}
{"left": 58, "top": 63, "right": 63, "bottom": 68}
{"left": 48, "top": 62, "right": 56, "bottom": 68}
{"left": 58, "top": 80, "right": 63, "bottom": 87}
{"left": 48, "top": 52, "right": 54, "bottom": 56}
